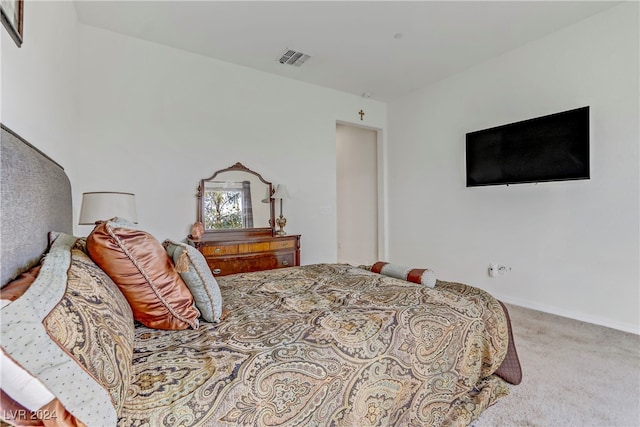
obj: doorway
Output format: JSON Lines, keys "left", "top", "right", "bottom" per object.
{"left": 336, "top": 123, "right": 378, "bottom": 265}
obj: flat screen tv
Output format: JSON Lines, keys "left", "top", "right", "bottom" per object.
{"left": 466, "top": 106, "right": 590, "bottom": 187}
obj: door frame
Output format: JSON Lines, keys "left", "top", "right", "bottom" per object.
{"left": 336, "top": 120, "right": 387, "bottom": 262}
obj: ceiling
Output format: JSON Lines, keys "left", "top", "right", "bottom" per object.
{"left": 73, "top": 1, "right": 619, "bottom": 102}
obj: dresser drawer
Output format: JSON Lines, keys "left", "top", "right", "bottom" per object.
{"left": 206, "top": 257, "right": 245, "bottom": 276}
{"left": 206, "top": 252, "right": 294, "bottom": 276}
{"left": 275, "top": 252, "right": 295, "bottom": 268}
{"left": 270, "top": 239, "right": 296, "bottom": 250}
{"left": 239, "top": 242, "right": 271, "bottom": 253}
{"left": 189, "top": 234, "right": 300, "bottom": 276}
{"left": 201, "top": 244, "right": 238, "bottom": 256}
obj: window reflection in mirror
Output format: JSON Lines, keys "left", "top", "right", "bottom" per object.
{"left": 204, "top": 181, "right": 253, "bottom": 229}
{"left": 200, "top": 169, "right": 272, "bottom": 232}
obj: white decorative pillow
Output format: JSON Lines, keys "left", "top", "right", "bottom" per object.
{"left": 164, "top": 240, "right": 223, "bottom": 323}
{"left": 370, "top": 261, "right": 437, "bottom": 288}
{"left": 0, "top": 346, "right": 56, "bottom": 411}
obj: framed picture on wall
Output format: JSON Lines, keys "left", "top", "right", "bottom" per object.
{"left": 1, "top": 0, "right": 23, "bottom": 47}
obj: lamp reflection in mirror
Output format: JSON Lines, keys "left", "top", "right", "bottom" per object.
{"left": 78, "top": 192, "right": 138, "bottom": 225}
{"left": 271, "top": 185, "right": 289, "bottom": 236}
{"left": 261, "top": 186, "right": 271, "bottom": 204}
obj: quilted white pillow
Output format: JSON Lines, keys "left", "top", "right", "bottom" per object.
{"left": 0, "top": 343, "right": 55, "bottom": 411}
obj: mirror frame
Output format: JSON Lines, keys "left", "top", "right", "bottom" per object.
{"left": 196, "top": 162, "right": 275, "bottom": 238}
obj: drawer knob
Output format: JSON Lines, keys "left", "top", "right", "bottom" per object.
{"left": 214, "top": 248, "right": 221, "bottom": 253}
{"left": 282, "top": 260, "right": 289, "bottom": 266}
{"left": 212, "top": 268, "right": 222, "bottom": 274}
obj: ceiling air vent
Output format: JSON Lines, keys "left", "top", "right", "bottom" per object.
{"left": 277, "top": 49, "right": 311, "bottom": 67}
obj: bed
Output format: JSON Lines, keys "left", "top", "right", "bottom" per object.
{"left": 0, "top": 124, "right": 521, "bottom": 427}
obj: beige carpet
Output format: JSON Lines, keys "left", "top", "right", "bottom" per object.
{"left": 473, "top": 303, "right": 640, "bottom": 427}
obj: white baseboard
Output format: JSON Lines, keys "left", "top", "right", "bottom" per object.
{"left": 492, "top": 293, "right": 640, "bottom": 335}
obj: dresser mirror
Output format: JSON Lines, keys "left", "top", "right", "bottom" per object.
{"left": 196, "top": 163, "right": 275, "bottom": 237}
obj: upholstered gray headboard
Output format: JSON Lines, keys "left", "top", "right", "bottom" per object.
{"left": 1, "top": 124, "right": 72, "bottom": 286}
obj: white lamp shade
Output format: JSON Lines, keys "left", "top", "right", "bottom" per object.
{"left": 271, "top": 184, "right": 289, "bottom": 200}
{"left": 79, "top": 192, "right": 138, "bottom": 224}
{"left": 261, "top": 186, "right": 272, "bottom": 203}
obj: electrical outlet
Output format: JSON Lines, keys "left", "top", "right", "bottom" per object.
{"left": 489, "top": 264, "right": 510, "bottom": 277}
{"left": 488, "top": 264, "right": 498, "bottom": 277}
{"left": 497, "top": 265, "right": 511, "bottom": 275}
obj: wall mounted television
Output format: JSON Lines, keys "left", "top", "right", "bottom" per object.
{"left": 466, "top": 106, "right": 590, "bottom": 187}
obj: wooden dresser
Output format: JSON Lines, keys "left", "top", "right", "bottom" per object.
{"left": 188, "top": 234, "right": 301, "bottom": 277}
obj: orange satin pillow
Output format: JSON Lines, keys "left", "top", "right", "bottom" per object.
{"left": 86, "top": 218, "right": 199, "bottom": 330}
{"left": 1, "top": 265, "right": 41, "bottom": 302}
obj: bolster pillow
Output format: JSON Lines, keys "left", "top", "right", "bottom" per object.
{"left": 370, "top": 261, "right": 436, "bottom": 288}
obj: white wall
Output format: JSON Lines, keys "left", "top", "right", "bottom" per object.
{"left": 387, "top": 3, "right": 639, "bottom": 333}
{"left": 1, "top": 1, "right": 80, "bottom": 166}
{"left": 72, "top": 24, "right": 386, "bottom": 265}
{"left": 0, "top": 1, "right": 386, "bottom": 266}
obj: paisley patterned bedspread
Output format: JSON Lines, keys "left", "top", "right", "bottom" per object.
{"left": 118, "top": 264, "right": 511, "bottom": 427}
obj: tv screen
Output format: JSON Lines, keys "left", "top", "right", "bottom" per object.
{"left": 466, "top": 106, "right": 590, "bottom": 187}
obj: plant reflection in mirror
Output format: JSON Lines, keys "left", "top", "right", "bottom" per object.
{"left": 203, "top": 180, "right": 254, "bottom": 229}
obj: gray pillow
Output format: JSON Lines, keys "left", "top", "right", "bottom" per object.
{"left": 163, "top": 240, "right": 223, "bottom": 323}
